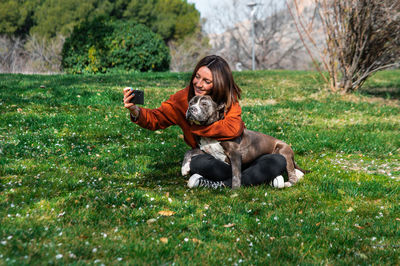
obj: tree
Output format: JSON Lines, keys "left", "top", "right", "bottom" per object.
{"left": 288, "top": 0, "right": 400, "bottom": 93}
{"left": 122, "top": 0, "right": 200, "bottom": 42}
{"left": 0, "top": 0, "right": 39, "bottom": 36}
{"left": 169, "top": 28, "right": 212, "bottom": 72}
{"left": 62, "top": 19, "right": 170, "bottom": 73}
{"left": 0, "top": 0, "right": 200, "bottom": 42}
{"left": 207, "top": 0, "right": 303, "bottom": 70}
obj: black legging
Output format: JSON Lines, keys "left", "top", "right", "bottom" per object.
{"left": 190, "top": 153, "right": 287, "bottom": 187}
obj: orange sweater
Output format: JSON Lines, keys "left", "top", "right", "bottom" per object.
{"left": 132, "top": 86, "right": 245, "bottom": 148}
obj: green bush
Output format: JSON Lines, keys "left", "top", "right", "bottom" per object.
{"left": 61, "top": 18, "right": 170, "bottom": 73}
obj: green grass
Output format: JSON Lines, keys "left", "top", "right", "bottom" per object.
{"left": 1, "top": 70, "right": 399, "bottom": 265}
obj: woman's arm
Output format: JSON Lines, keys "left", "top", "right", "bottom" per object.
{"left": 124, "top": 87, "right": 180, "bottom": 131}
{"left": 133, "top": 100, "right": 178, "bottom": 130}
{"left": 190, "top": 101, "right": 245, "bottom": 140}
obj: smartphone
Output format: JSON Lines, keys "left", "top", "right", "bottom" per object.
{"left": 129, "top": 89, "right": 144, "bottom": 105}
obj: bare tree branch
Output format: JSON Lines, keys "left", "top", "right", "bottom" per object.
{"left": 289, "top": 0, "right": 400, "bottom": 93}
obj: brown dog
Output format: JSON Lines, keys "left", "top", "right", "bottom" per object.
{"left": 182, "top": 95, "right": 306, "bottom": 189}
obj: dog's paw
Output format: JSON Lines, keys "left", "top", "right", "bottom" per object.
{"left": 284, "top": 182, "right": 293, "bottom": 188}
{"left": 295, "top": 169, "right": 305, "bottom": 180}
{"left": 181, "top": 162, "right": 191, "bottom": 176}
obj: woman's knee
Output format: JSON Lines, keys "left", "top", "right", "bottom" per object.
{"left": 190, "top": 154, "right": 214, "bottom": 172}
{"left": 189, "top": 154, "right": 231, "bottom": 180}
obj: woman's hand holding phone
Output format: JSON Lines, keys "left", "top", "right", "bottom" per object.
{"left": 123, "top": 87, "right": 140, "bottom": 117}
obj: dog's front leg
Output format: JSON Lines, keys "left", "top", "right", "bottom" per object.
{"left": 181, "top": 148, "right": 203, "bottom": 176}
{"left": 230, "top": 151, "right": 242, "bottom": 190}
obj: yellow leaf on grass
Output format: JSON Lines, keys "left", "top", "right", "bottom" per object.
{"left": 158, "top": 210, "right": 175, "bottom": 216}
{"left": 223, "top": 223, "right": 235, "bottom": 228}
{"left": 147, "top": 218, "right": 157, "bottom": 224}
{"left": 192, "top": 238, "right": 202, "bottom": 244}
{"left": 160, "top": 237, "right": 168, "bottom": 244}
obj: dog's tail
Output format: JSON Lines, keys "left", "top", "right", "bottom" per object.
{"left": 294, "top": 162, "right": 311, "bottom": 174}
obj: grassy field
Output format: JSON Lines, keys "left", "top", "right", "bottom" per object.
{"left": 1, "top": 70, "right": 399, "bottom": 265}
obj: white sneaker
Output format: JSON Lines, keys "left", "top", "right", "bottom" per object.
{"left": 187, "top": 174, "right": 225, "bottom": 189}
{"left": 270, "top": 175, "right": 285, "bottom": 189}
{"left": 188, "top": 174, "right": 202, "bottom": 188}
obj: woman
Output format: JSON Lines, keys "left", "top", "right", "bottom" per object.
{"left": 123, "top": 55, "right": 286, "bottom": 189}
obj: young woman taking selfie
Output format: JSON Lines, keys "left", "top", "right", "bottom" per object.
{"left": 123, "top": 55, "right": 286, "bottom": 189}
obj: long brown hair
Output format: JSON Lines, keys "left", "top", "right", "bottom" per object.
{"left": 188, "top": 55, "right": 241, "bottom": 109}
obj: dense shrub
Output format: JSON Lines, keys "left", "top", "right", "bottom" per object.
{"left": 61, "top": 18, "right": 170, "bottom": 73}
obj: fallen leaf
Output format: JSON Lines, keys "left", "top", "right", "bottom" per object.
{"left": 396, "top": 218, "right": 400, "bottom": 221}
{"left": 299, "top": 210, "right": 303, "bottom": 215}
{"left": 354, "top": 225, "right": 364, "bottom": 229}
{"left": 270, "top": 237, "right": 276, "bottom": 240}
{"left": 315, "top": 222, "right": 321, "bottom": 226}
{"left": 147, "top": 218, "right": 157, "bottom": 224}
{"left": 230, "top": 193, "right": 239, "bottom": 198}
{"left": 346, "top": 207, "right": 354, "bottom": 213}
{"left": 158, "top": 210, "right": 175, "bottom": 216}
{"left": 237, "top": 249, "right": 244, "bottom": 257}
{"left": 126, "top": 198, "right": 131, "bottom": 202}
{"left": 192, "top": 238, "right": 202, "bottom": 244}
{"left": 223, "top": 223, "right": 235, "bottom": 228}
{"left": 160, "top": 237, "right": 168, "bottom": 244}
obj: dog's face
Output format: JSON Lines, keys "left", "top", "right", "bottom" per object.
{"left": 186, "top": 95, "right": 225, "bottom": 125}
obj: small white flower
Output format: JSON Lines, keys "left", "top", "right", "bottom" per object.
{"left": 56, "top": 254, "right": 63, "bottom": 259}
{"left": 92, "top": 248, "right": 97, "bottom": 253}
{"left": 184, "top": 238, "right": 189, "bottom": 242}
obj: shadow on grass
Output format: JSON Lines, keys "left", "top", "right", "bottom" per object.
{"left": 360, "top": 87, "right": 400, "bottom": 100}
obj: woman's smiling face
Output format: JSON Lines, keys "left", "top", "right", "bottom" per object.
{"left": 193, "top": 66, "right": 213, "bottom": 96}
